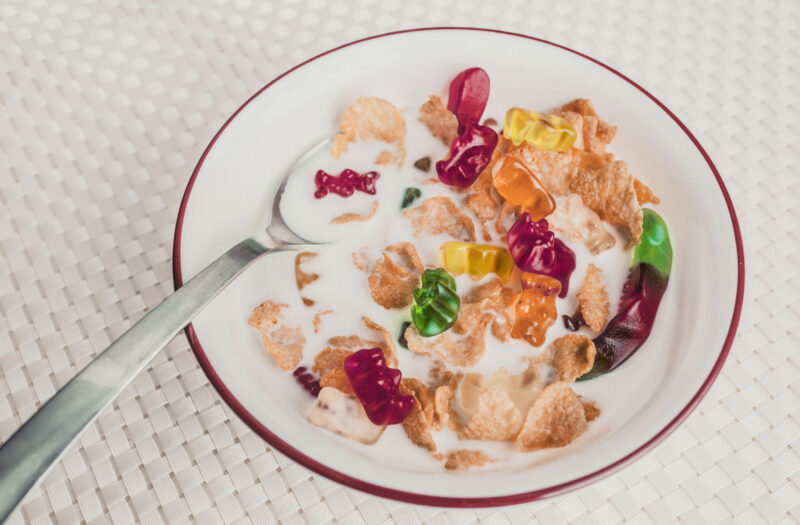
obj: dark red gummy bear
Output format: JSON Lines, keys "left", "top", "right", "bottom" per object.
{"left": 293, "top": 366, "right": 321, "bottom": 397}
{"left": 580, "top": 263, "right": 669, "bottom": 380}
{"left": 314, "top": 169, "right": 379, "bottom": 199}
{"left": 448, "top": 67, "right": 490, "bottom": 134}
{"left": 506, "top": 213, "right": 576, "bottom": 298}
{"left": 343, "top": 348, "right": 415, "bottom": 426}
{"left": 436, "top": 123, "right": 498, "bottom": 188}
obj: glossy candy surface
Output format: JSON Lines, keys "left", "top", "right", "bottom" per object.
{"left": 411, "top": 268, "right": 460, "bottom": 337}
{"left": 439, "top": 242, "right": 514, "bottom": 281}
{"left": 314, "top": 168, "right": 379, "bottom": 198}
{"left": 343, "top": 348, "right": 415, "bottom": 425}
{"left": 581, "top": 209, "right": 672, "bottom": 380}
{"left": 447, "top": 67, "right": 490, "bottom": 133}
{"left": 436, "top": 123, "right": 498, "bottom": 188}
{"left": 502, "top": 107, "right": 577, "bottom": 151}
{"left": 506, "top": 213, "right": 576, "bottom": 298}
{"left": 293, "top": 366, "right": 321, "bottom": 397}
{"left": 492, "top": 154, "right": 555, "bottom": 220}
{"left": 511, "top": 274, "right": 560, "bottom": 347}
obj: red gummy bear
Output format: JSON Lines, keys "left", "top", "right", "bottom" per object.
{"left": 448, "top": 67, "right": 490, "bottom": 133}
{"left": 343, "top": 348, "right": 415, "bottom": 426}
{"left": 435, "top": 123, "right": 498, "bottom": 188}
{"left": 314, "top": 169, "right": 379, "bottom": 199}
{"left": 507, "top": 213, "right": 576, "bottom": 298}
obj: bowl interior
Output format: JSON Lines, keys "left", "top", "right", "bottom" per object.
{"left": 175, "top": 29, "right": 740, "bottom": 503}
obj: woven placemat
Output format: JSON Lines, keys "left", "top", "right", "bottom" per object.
{"left": 1, "top": 0, "right": 798, "bottom": 523}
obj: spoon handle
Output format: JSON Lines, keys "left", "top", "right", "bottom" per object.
{"left": 0, "top": 238, "right": 273, "bottom": 523}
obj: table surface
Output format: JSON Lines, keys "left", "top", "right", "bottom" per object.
{"left": 1, "top": 0, "right": 799, "bottom": 523}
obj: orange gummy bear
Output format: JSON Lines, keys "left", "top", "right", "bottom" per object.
{"left": 511, "top": 273, "right": 560, "bottom": 347}
{"left": 492, "top": 154, "right": 555, "bottom": 221}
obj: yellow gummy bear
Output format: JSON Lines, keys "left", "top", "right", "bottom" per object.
{"left": 438, "top": 242, "right": 515, "bottom": 281}
{"left": 502, "top": 107, "right": 577, "bottom": 151}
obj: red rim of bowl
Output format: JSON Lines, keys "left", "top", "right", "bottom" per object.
{"left": 172, "top": 27, "right": 745, "bottom": 508}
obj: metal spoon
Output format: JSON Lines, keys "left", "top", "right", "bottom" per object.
{"left": 0, "top": 136, "right": 333, "bottom": 523}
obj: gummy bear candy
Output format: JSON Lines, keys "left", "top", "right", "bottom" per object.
{"left": 580, "top": 209, "right": 672, "bottom": 380}
{"left": 439, "top": 242, "right": 514, "bottom": 281}
{"left": 502, "top": 107, "right": 577, "bottom": 151}
{"left": 292, "top": 366, "right": 322, "bottom": 396}
{"left": 314, "top": 168, "right": 379, "bottom": 198}
{"left": 343, "top": 348, "right": 416, "bottom": 425}
{"left": 447, "top": 67, "right": 490, "bottom": 133}
{"left": 511, "top": 274, "right": 560, "bottom": 347}
{"left": 436, "top": 123, "right": 498, "bottom": 188}
{"left": 491, "top": 154, "right": 556, "bottom": 221}
{"left": 506, "top": 213, "right": 576, "bottom": 298}
{"left": 411, "top": 268, "right": 460, "bottom": 337}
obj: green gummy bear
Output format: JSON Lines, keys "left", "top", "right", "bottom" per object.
{"left": 632, "top": 208, "right": 673, "bottom": 276}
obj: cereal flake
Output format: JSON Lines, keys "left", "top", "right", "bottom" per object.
{"left": 550, "top": 334, "right": 596, "bottom": 382}
{"left": 418, "top": 95, "right": 458, "bottom": 145}
{"left": 576, "top": 264, "right": 610, "bottom": 332}
{"left": 634, "top": 178, "right": 660, "bottom": 205}
{"left": 459, "top": 388, "right": 524, "bottom": 441}
{"left": 404, "top": 196, "right": 476, "bottom": 241}
{"left": 444, "top": 450, "right": 492, "bottom": 471}
{"left": 515, "top": 382, "right": 588, "bottom": 452}
{"left": 399, "top": 378, "right": 437, "bottom": 452}
{"left": 331, "top": 201, "right": 380, "bottom": 224}
{"left": 365, "top": 242, "right": 423, "bottom": 310}
{"left": 248, "top": 301, "right": 305, "bottom": 371}
{"left": 332, "top": 97, "right": 406, "bottom": 165}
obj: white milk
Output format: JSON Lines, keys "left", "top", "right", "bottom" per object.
{"left": 260, "top": 102, "right": 646, "bottom": 471}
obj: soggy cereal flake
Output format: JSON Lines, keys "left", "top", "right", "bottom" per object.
{"left": 495, "top": 201, "right": 521, "bottom": 235}
{"left": 312, "top": 309, "right": 333, "bottom": 333}
{"left": 362, "top": 316, "right": 399, "bottom": 367}
{"left": 332, "top": 97, "right": 406, "bottom": 165}
{"left": 295, "top": 252, "right": 319, "bottom": 306}
{"left": 428, "top": 360, "right": 454, "bottom": 389}
{"left": 248, "top": 301, "right": 305, "bottom": 371}
{"left": 582, "top": 401, "right": 601, "bottom": 422}
{"left": 375, "top": 150, "right": 399, "bottom": 165}
{"left": 434, "top": 377, "right": 461, "bottom": 432}
{"left": 319, "top": 367, "right": 354, "bottom": 395}
{"left": 444, "top": 450, "right": 492, "bottom": 471}
{"left": 548, "top": 193, "right": 616, "bottom": 255}
{"left": 464, "top": 279, "right": 519, "bottom": 341}
{"left": 308, "top": 387, "right": 385, "bottom": 444}
{"left": 352, "top": 250, "right": 370, "bottom": 272}
{"left": 399, "top": 378, "right": 436, "bottom": 451}
{"left": 463, "top": 190, "right": 498, "bottom": 221}
{"left": 460, "top": 388, "right": 524, "bottom": 441}
{"left": 576, "top": 264, "right": 610, "bottom": 332}
{"left": 634, "top": 178, "right": 660, "bottom": 205}
{"left": 405, "top": 312, "right": 492, "bottom": 367}
{"left": 313, "top": 347, "right": 352, "bottom": 376}
{"left": 404, "top": 196, "right": 476, "bottom": 241}
{"left": 515, "top": 382, "right": 588, "bottom": 452}
{"left": 509, "top": 144, "right": 583, "bottom": 196}
{"left": 366, "top": 242, "right": 423, "bottom": 310}
{"left": 418, "top": 95, "right": 459, "bottom": 145}
{"left": 328, "top": 334, "right": 379, "bottom": 350}
{"left": 555, "top": 99, "right": 617, "bottom": 154}
{"left": 569, "top": 159, "right": 643, "bottom": 247}
{"left": 331, "top": 201, "right": 380, "bottom": 224}
{"left": 550, "top": 334, "right": 596, "bottom": 382}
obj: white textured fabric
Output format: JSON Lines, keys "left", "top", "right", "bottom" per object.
{"left": 1, "top": 0, "right": 798, "bottom": 523}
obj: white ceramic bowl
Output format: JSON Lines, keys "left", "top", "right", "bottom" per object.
{"left": 172, "top": 28, "right": 744, "bottom": 507}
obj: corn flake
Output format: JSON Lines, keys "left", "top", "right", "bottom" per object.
{"left": 366, "top": 242, "right": 423, "bottom": 309}
{"left": 418, "top": 95, "right": 458, "bottom": 145}
{"left": 548, "top": 193, "right": 616, "bottom": 255}
{"left": 555, "top": 99, "right": 617, "bottom": 154}
{"left": 582, "top": 401, "right": 601, "bottom": 422}
{"left": 634, "top": 178, "right": 660, "bottom": 205}
{"left": 294, "top": 252, "right": 319, "bottom": 306}
{"left": 464, "top": 279, "right": 519, "bottom": 341}
{"left": 463, "top": 190, "right": 499, "bottom": 242}
{"left": 516, "top": 382, "right": 588, "bottom": 452}
{"left": 404, "top": 196, "right": 477, "bottom": 241}
{"left": 550, "top": 334, "right": 596, "bottom": 382}
{"left": 331, "top": 201, "right": 380, "bottom": 224}
{"left": 509, "top": 144, "right": 583, "bottom": 197}
{"left": 320, "top": 367, "right": 354, "bottom": 395}
{"left": 444, "top": 450, "right": 492, "bottom": 471}
{"left": 434, "top": 375, "right": 462, "bottom": 432}
{"left": 399, "top": 378, "right": 437, "bottom": 452}
{"left": 313, "top": 347, "right": 352, "bottom": 376}
{"left": 569, "top": 159, "right": 643, "bottom": 247}
{"left": 248, "top": 301, "right": 305, "bottom": 371}
{"left": 405, "top": 312, "right": 492, "bottom": 367}
{"left": 375, "top": 150, "right": 399, "bottom": 165}
{"left": 332, "top": 97, "right": 406, "bottom": 165}
{"left": 577, "top": 264, "right": 610, "bottom": 332}
{"left": 459, "top": 388, "right": 524, "bottom": 441}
